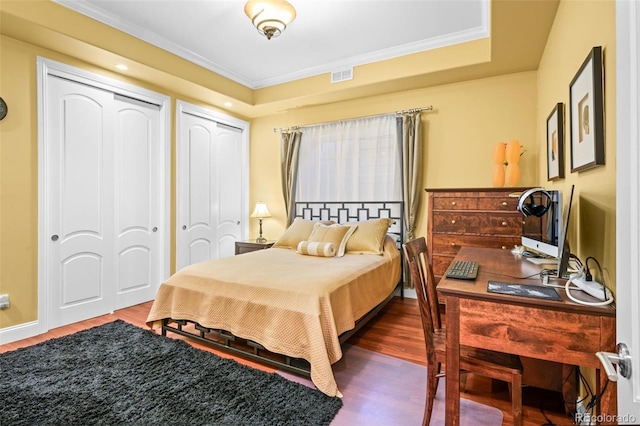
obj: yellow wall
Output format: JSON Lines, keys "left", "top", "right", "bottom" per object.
{"left": 537, "top": 0, "right": 616, "bottom": 292}
{"left": 251, "top": 72, "right": 539, "bottom": 244}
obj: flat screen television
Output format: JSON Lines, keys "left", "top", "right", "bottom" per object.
{"left": 556, "top": 184, "right": 575, "bottom": 279}
{"left": 521, "top": 189, "right": 563, "bottom": 258}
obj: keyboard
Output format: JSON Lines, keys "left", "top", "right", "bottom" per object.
{"left": 445, "top": 260, "right": 479, "bottom": 280}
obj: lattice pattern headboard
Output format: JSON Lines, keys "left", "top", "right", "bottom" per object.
{"left": 293, "top": 201, "right": 404, "bottom": 249}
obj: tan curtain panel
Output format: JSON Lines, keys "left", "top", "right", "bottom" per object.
{"left": 400, "top": 111, "right": 423, "bottom": 288}
{"left": 280, "top": 131, "right": 302, "bottom": 226}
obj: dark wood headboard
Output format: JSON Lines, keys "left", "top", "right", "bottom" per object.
{"left": 293, "top": 201, "right": 404, "bottom": 249}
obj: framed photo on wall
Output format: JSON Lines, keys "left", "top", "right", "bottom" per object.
{"left": 546, "top": 103, "right": 564, "bottom": 180}
{"left": 569, "top": 46, "right": 605, "bottom": 172}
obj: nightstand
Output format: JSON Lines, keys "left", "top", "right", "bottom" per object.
{"left": 234, "top": 240, "right": 275, "bottom": 255}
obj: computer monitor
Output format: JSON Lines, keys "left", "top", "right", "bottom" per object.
{"left": 520, "top": 189, "right": 563, "bottom": 258}
{"left": 556, "top": 185, "right": 575, "bottom": 279}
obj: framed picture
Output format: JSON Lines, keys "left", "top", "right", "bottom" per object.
{"left": 569, "top": 46, "right": 605, "bottom": 172}
{"left": 546, "top": 103, "right": 564, "bottom": 180}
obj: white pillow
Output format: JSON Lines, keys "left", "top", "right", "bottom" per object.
{"left": 307, "top": 223, "right": 358, "bottom": 257}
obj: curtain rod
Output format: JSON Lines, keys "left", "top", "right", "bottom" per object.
{"left": 273, "top": 105, "right": 433, "bottom": 133}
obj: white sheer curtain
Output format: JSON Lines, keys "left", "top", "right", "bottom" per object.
{"left": 295, "top": 114, "right": 402, "bottom": 202}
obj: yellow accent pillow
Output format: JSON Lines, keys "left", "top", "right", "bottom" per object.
{"left": 308, "top": 223, "right": 357, "bottom": 257}
{"left": 273, "top": 218, "right": 335, "bottom": 249}
{"left": 345, "top": 218, "right": 394, "bottom": 254}
{"left": 297, "top": 241, "right": 336, "bottom": 257}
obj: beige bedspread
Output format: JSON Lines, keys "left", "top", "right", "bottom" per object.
{"left": 146, "top": 236, "right": 400, "bottom": 397}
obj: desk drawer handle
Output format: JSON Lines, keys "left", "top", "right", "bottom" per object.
{"left": 451, "top": 220, "right": 456, "bottom": 224}
{"left": 501, "top": 221, "right": 507, "bottom": 226}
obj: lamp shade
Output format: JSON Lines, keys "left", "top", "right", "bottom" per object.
{"left": 244, "top": 0, "right": 296, "bottom": 40}
{"left": 250, "top": 202, "right": 271, "bottom": 219}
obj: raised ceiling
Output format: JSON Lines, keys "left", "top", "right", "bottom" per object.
{"left": 1, "top": 1, "right": 559, "bottom": 117}
{"left": 54, "top": 0, "right": 490, "bottom": 89}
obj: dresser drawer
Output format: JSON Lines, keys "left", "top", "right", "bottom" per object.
{"left": 432, "top": 234, "right": 521, "bottom": 254}
{"left": 432, "top": 254, "right": 454, "bottom": 277}
{"left": 477, "top": 196, "right": 520, "bottom": 211}
{"left": 432, "top": 212, "right": 522, "bottom": 235}
{"left": 432, "top": 197, "right": 478, "bottom": 210}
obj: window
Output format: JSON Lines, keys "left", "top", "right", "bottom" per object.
{"left": 296, "top": 114, "right": 401, "bottom": 202}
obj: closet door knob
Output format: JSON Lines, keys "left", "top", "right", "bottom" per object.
{"left": 51, "top": 235, "right": 59, "bottom": 241}
{"left": 152, "top": 227, "right": 158, "bottom": 232}
{"left": 182, "top": 225, "right": 187, "bottom": 230}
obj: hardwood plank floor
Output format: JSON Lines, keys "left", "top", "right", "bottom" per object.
{"left": 2, "top": 297, "right": 574, "bottom": 425}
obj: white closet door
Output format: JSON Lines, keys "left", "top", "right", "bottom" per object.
{"left": 113, "top": 95, "right": 163, "bottom": 309}
{"left": 45, "top": 75, "right": 166, "bottom": 328}
{"left": 214, "top": 122, "right": 243, "bottom": 259}
{"left": 176, "top": 108, "right": 244, "bottom": 271}
{"left": 46, "top": 77, "right": 116, "bottom": 328}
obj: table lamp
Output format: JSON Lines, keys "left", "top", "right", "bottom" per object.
{"left": 250, "top": 202, "right": 271, "bottom": 243}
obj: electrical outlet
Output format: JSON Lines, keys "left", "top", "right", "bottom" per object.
{"left": 575, "top": 399, "right": 592, "bottom": 425}
{"left": 0, "top": 294, "right": 9, "bottom": 309}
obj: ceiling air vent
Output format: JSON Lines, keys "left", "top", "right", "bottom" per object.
{"left": 331, "top": 68, "right": 353, "bottom": 83}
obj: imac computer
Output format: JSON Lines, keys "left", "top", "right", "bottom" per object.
{"left": 520, "top": 188, "right": 563, "bottom": 258}
{"left": 555, "top": 185, "right": 575, "bottom": 279}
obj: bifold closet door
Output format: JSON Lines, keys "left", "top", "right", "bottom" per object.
{"left": 45, "top": 76, "right": 164, "bottom": 328}
{"left": 176, "top": 111, "right": 243, "bottom": 271}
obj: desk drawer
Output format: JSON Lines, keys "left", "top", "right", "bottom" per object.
{"left": 458, "top": 299, "right": 615, "bottom": 368}
{"left": 432, "top": 234, "right": 520, "bottom": 254}
{"left": 432, "top": 212, "right": 522, "bottom": 235}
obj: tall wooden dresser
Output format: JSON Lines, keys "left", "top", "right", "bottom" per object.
{"left": 426, "top": 187, "right": 528, "bottom": 284}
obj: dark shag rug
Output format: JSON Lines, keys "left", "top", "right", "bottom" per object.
{"left": 0, "top": 320, "right": 342, "bottom": 426}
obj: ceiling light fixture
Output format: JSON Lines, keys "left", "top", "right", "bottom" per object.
{"left": 244, "top": 0, "right": 296, "bottom": 40}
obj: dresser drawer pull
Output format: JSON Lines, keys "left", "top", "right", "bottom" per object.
{"left": 502, "top": 221, "right": 507, "bottom": 226}
{"left": 451, "top": 242, "right": 456, "bottom": 247}
{"left": 451, "top": 220, "right": 456, "bottom": 224}
{"left": 502, "top": 201, "right": 508, "bottom": 206}
{"left": 451, "top": 201, "right": 456, "bottom": 206}
{"left": 501, "top": 245, "right": 507, "bottom": 250}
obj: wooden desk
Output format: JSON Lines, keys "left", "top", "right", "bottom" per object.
{"left": 437, "top": 247, "right": 616, "bottom": 425}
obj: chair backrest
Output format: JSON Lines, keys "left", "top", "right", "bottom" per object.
{"left": 403, "top": 237, "right": 442, "bottom": 333}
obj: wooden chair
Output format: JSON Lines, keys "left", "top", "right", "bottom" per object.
{"left": 403, "top": 237, "right": 523, "bottom": 426}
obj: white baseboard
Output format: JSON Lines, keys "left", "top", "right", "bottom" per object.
{"left": 396, "top": 287, "right": 417, "bottom": 299}
{"left": 0, "top": 320, "right": 45, "bottom": 346}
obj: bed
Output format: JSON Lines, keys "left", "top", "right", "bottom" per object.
{"left": 146, "top": 202, "right": 403, "bottom": 397}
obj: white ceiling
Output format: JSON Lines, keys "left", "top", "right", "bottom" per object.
{"left": 54, "top": 0, "right": 489, "bottom": 89}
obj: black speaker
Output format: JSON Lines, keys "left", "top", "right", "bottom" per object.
{"left": 517, "top": 188, "right": 551, "bottom": 217}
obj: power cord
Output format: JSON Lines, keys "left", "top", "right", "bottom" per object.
{"left": 584, "top": 256, "right": 601, "bottom": 282}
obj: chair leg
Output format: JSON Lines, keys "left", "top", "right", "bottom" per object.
{"left": 424, "top": 366, "right": 438, "bottom": 426}
{"left": 511, "top": 373, "right": 523, "bottom": 426}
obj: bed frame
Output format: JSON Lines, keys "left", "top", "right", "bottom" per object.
{"left": 162, "top": 201, "right": 404, "bottom": 377}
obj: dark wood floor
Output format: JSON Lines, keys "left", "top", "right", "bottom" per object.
{"left": 2, "top": 296, "right": 574, "bottom": 425}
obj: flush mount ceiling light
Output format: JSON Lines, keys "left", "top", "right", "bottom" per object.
{"left": 244, "top": 0, "right": 296, "bottom": 40}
